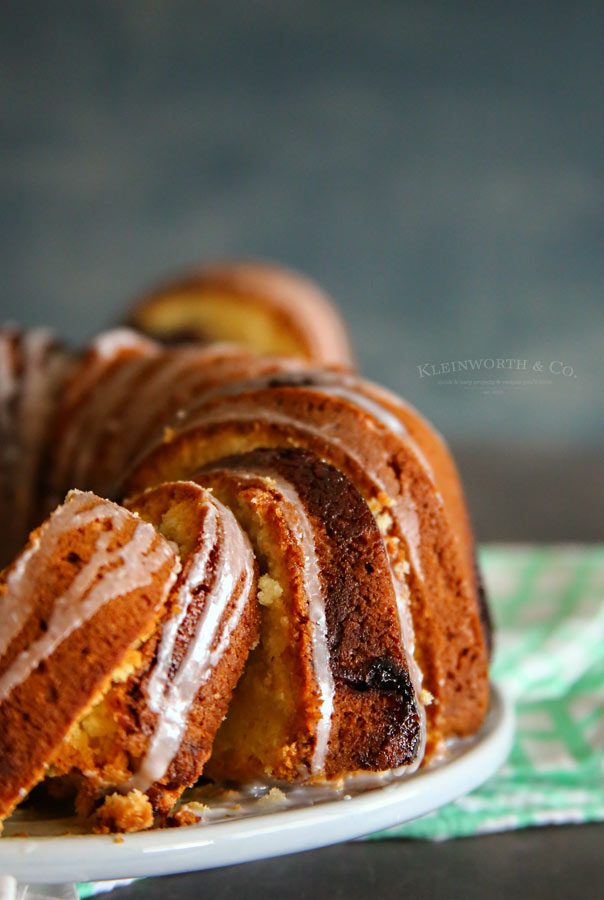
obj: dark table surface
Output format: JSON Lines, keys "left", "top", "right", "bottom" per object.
{"left": 106, "top": 824, "right": 603, "bottom": 900}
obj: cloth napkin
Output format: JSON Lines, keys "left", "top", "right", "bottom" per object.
{"left": 374, "top": 543, "right": 604, "bottom": 840}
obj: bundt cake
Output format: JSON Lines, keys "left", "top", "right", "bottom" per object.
{"left": 126, "top": 261, "right": 355, "bottom": 368}
{"left": 0, "top": 484, "right": 259, "bottom": 832}
{"left": 0, "top": 258, "right": 491, "bottom": 835}
{"left": 195, "top": 447, "right": 423, "bottom": 782}
{"left": 125, "top": 369, "right": 490, "bottom": 754}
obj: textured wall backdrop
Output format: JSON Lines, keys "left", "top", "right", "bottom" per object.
{"left": 2, "top": 0, "right": 603, "bottom": 444}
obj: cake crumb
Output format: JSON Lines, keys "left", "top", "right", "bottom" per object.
{"left": 257, "top": 787, "right": 287, "bottom": 807}
{"left": 420, "top": 689, "right": 435, "bottom": 706}
{"left": 257, "top": 573, "right": 283, "bottom": 607}
{"left": 170, "top": 801, "right": 209, "bottom": 827}
{"left": 94, "top": 789, "right": 154, "bottom": 833}
{"left": 393, "top": 558, "right": 411, "bottom": 580}
{"left": 368, "top": 494, "right": 396, "bottom": 536}
{"left": 375, "top": 510, "right": 393, "bottom": 536}
{"left": 368, "top": 497, "right": 380, "bottom": 516}
{"left": 368, "top": 492, "right": 394, "bottom": 515}
{"left": 108, "top": 647, "right": 143, "bottom": 685}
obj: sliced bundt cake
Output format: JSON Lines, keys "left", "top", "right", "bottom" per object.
{"left": 0, "top": 259, "right": 492, "bottom": 834}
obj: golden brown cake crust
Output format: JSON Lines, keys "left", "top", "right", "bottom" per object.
{"left": 0, "top": 483, "right": 259, "bottom": 828}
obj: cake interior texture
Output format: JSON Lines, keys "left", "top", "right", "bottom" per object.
{"left": 198, "top": 471, "right": 318, "bottom": 781}
{"left": 135, "top": 292, "right": 310, "bottom": 359}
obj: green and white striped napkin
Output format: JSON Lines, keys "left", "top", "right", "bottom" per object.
{"left": 375, "top": 544, "right": 604, "bottom": 840}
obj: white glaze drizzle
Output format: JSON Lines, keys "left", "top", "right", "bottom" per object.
{"left": 0, "top": 535, "right": 42, "bottom": 659}
{"left": 226, "top": 469, "right": 335, "bottom": 775}
{"left": 0, "top": 492, "right": 177, "bottom": 703}
{"left": 84, "top": 357, "right": 178, "bottom": 499}
{"left": 363, "top": 379, "right": 449, "bottom": 448}
{"left": 185, "top": 371, "right": 436, "bottom": 486}
{"left": 263, "top": 476, "right": 335, "bottom": 774}
{"left": 127, "top": 490, "right": 255, "bottom": 791}
{"left": 143, "top": 499, "right": 218, "bottom": 719}
{"left": 69, "top": 356, "right": 153, "bottom": 493}
{"left": 124, "top": 356, "right": 306, "bottom": 481}
{"left": 310, "top": 379, "right": 436, "bottom": 485}
{"left": 58, "top": 330, "right": 155, "bottom": 424}
{"left": 112, "top": 350, "right": 212, "bottom": 486}
{"left": 53, "top": 334, "right": 158, "bottom": 498}
{"left": 70, "top": 357, "right": 157, "bottom": 490}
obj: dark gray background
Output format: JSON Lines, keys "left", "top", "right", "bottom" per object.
{"left": 2, "top": 0, "right": 603, "bottom": 453}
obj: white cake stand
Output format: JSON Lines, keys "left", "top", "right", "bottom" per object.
{"left": 0, "top": 683, "right": 513, "bottom": 896}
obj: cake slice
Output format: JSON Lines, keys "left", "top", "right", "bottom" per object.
{"left": 126, "top": 260, "right": 355, "bottom": 368}
{"left": 0, "top": 484, "right": 259, "bottom": 832}
{"left": 194, "top": 447, "right": 424, "bottom": 783}
{"left": 0, "top": 490, "right": 179, "bottom": 827}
